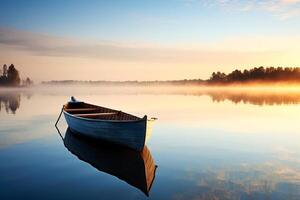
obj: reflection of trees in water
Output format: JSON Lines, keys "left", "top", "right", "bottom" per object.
{"left": 207, "top": 91, "right": 300, "bottom": 106}
{"left": 0, "top": 92, "right": 21, "bottom": 114}
{"left": 0, "top": 90, "right": 33, "bottom": 114}
{"left": 118, "top": 87, "right": 300, "bottom": 106}
{"left": 155, "top": 89, "right": 300, "bottom": 106}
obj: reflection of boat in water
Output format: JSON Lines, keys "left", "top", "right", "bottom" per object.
{"left": 63, "top": 128, "right": 157, "bottom": 196}
{"left": 62, "top": 97, "right": 156, "bottom": 151}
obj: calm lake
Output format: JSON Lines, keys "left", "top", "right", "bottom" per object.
{"left": 1, "top": 86, "right": 300, "bottom": 200}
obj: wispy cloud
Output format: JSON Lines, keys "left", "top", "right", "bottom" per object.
{"left": 0, "top": 28, "right": 180, "bottom": 63}
{"left": 189, "top": 0, "right": 300, "bottom": 20}
{"left": 1, "top": 27, "right": 300, "bottom": 81}
{"left": 1, "top": 27, "right": 299, "bottom": 59}
{"left": 0, "top": 27, "right": 262, "bottom": 63}
{"left": 260, "top": 0, "right": 300, "bottom": 19}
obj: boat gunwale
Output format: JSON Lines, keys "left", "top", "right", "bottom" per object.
{"left": 63, "top": 105, "right": 147, "bottom": 123}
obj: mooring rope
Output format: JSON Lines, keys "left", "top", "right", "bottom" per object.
{"left": 55, "top": 105, "right": 64, "bottom": 140}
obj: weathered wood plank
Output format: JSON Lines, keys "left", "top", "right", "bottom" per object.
{"left": 65, "top": 108, "right": 99, "bottom": 112}
{"left": 73, "top": 112, "right": 117, "bottom": 117}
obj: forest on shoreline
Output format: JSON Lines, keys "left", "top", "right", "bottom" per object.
{"left": 0, "top": 64, "right": 33, "bottom": 87}
{"left": 42, "top": 66, "right": 300, "bottom": 86}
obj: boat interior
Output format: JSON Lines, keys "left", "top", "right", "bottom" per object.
{"left": 64, "top": 102, "right": 142, "bottom": 121}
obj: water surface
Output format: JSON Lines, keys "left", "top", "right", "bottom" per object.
{"left": 1, "top": 86, "right": 300, "bottom": 200}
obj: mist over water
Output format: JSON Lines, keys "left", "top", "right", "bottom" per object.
{"left": 0, "top": 85, "right": 300, "bottom": 199}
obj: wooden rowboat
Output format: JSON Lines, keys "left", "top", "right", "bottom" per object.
{"left": 62, "top": 97, "right": 156, "bottom": 151}
{"left": 63, "top": 128, "right": 157, "bottom": 196}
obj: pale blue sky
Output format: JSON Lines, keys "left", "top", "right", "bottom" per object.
{"left": 1, "top": 0, "right": 300, "bottom": 43}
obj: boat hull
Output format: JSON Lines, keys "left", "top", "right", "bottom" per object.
{"left": 63, "top": 111, "right": 149, "bottom": 151}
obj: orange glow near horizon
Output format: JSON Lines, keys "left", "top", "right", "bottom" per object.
{"left": 1, "top": 29, "right": 300, "bottom": 82}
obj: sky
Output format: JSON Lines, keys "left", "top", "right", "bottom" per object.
{"left": 0, "top": 0, "right": 300, "bottom": 82}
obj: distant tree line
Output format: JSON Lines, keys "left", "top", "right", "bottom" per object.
{"left": 42, "top": 79, "right": 205, "bottom": 86}
{"left": 0, "top": 64, "right": 33, "bottom": 87}
{"left": 209, "top": 66, "right": 300, "bottom": 83}
{"left": 42, "top": 66, "right": 300, "bottom": 86}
